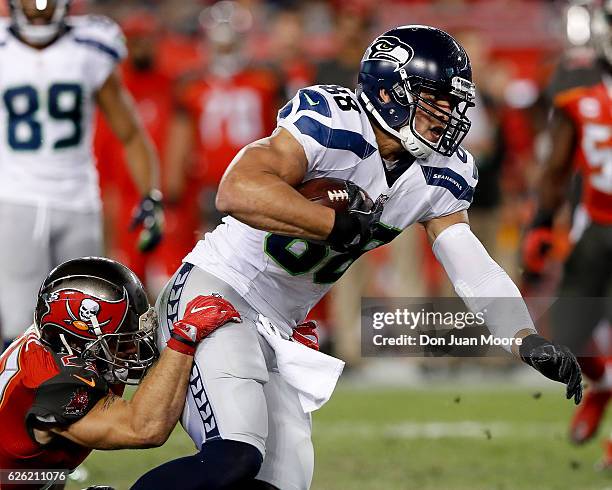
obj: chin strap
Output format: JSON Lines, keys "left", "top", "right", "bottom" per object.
{"left": 398, "top": 126, "right": 432, "bottom": 159}
{"left": 359, "top": 92, "right": 433, "bottom": 160}
{"left": 58, "top": 333, "right": 74, "bottom": 356}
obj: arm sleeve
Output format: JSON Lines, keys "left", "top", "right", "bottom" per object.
{"left": 432, "top": 223, "right": 535, "bottom": 352}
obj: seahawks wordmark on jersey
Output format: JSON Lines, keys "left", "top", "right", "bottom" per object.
{"left": 0, "top": 15, "right": 126, "bottom": 211}
{"left": 185, "top": 85, "right": 478, "bottom": 332}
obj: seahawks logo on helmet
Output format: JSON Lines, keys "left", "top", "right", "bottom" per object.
{"left": 363, "top": 35, "right": 414, "bottom": 72}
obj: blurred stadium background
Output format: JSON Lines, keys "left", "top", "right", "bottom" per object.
{"left": 3, "top": 0, "right": 612, "bottom": 487}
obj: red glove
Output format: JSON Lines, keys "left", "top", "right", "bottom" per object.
{"left": 522, "top": 227, "right": 554, "bottom": 277}
{"left": 168, "top": 295, "right": 241, "bottom": 356}
{"left": 292, "top": 320, "right": 320, "bottom": 351}
{"left": 521, "top": 209, "right": 556, "bottom": 279}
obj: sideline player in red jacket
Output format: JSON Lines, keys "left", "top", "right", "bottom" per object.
{"left": 0, "top": 257, "right": 240, "bottom": 489}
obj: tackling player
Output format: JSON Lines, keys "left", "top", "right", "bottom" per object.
{"left": 522, "top": 1, "right": 612, "bottom": 460}
{"left": 0, "top": 257, "right": 241, "bottom": 490}
{"left": 135, "top": 26, "right": 583, "bottom": 490}
{"left": 0, "top": 0, "right": 163, "bottom": 350}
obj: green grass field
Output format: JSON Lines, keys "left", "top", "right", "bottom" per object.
{"left": 67, "top": 384, "right": 612, "bottom": 490}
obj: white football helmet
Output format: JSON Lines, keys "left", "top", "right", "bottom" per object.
{"left": 9, "top": 0, "right": 71, "bottom": 45}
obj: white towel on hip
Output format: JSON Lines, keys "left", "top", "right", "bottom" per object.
{"left": 256, "top": 315, "right": 345, "bottom": 413}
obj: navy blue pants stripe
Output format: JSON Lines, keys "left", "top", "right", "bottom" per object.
{"left": 164, "top": 263, "right": 221, "bottom": 440}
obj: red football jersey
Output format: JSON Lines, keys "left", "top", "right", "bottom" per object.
{"left": 0, "top": 328, "right": 108, "bottom": 486}
{"left": 179, "top": 67, "right": 280, "bottom": 187}
{"left": 94, "top": 63, "right": 200, "bottom": 278}
{"left": 96, "top": 63, "right": 174, "bottom": 198}
{"left": 554, "top": 72, "right": 612, "bottom": 225}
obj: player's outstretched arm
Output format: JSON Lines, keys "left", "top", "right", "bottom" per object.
{"left": 536, "top": 108, "right": 576, "bottom": 215}
{"left": 216, "top": 128, "right": 336, "bottom": 240}
{"left": 47, "top": 296, "right": 241, "bottom": 450}
{"left": 163, "top": 108, "right": 194, "bottom": 204}
{"left": 424, "top": 211, "right": 583, "bottom": 404}
{"left": 96, "top": 69, "right": 159, "bottom": 196}
{"left": 522, "top": 108, "right": 576, "bottom": 278}
{"left": 53, "top": 347, "right": 193, "bottom": 450}
{"left": 97, "top": 69, "right": 164, "bottom": 252}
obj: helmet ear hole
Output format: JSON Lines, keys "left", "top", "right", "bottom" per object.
{"left": 378, "top": 88, "right": 391, "bottom": 103}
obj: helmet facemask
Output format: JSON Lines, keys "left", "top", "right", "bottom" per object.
{"left": 81, "top": 307, "right": 159, "bottom": 385}
{"left": 10, "top": 0, "right": 70, "bottom": 46}
{"left": 392, "top": 70, "right": 475, "bottom": 158}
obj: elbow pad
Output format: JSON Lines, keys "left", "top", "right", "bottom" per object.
{"left": 432, "top": 223, "right": 535, "bottom": 350}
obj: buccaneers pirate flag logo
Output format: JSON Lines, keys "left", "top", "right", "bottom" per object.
{"left": 39, "top": 288, "right": 129, "bottom": 339}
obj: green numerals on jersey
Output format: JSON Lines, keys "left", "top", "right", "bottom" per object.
{"left": 3, "top": 83, "right": 83, "bottom": 151}
{"left": 264, "top": 222, "right": 402, "bottom": 284}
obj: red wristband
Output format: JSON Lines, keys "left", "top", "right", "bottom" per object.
{"left": 167, "top": 336, "right": 196, "bottom": 356}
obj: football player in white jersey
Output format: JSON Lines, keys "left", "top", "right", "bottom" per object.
{"left": 134, "top": 26, "right": 582, "bottom": 490}
{"left": 0, "top": 0, "right": 163, "bottom": 350}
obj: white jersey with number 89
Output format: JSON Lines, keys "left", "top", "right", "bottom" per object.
{"left": 0, "top": 15, "right": 126, "bottom": 211}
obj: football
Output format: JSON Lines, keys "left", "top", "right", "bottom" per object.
{"left": 297, "top": 177, "right": 373, "bottom": 212}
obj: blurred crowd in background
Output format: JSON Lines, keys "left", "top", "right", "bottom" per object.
{"left": 4, "top": 0, "right": 586, "bottom": 363}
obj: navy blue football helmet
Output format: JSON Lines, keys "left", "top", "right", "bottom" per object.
{"left": 357, "top": 25, "right": 475, "bottom": 159}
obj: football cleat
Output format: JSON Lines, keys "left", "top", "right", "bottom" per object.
{"left": 595, "top": 439, "right": 612, "bottom": 471}
{"left": 570, "top": 389, "right": 611, "bottom": 445}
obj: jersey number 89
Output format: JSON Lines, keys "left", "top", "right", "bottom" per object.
{"left": 3, "top": 83, "right": 83, "bottom": 151}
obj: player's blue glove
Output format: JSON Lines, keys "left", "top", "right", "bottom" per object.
{"left": 327, "top": 184, "right": 386, "bottom": 253}
{"left": 130, "top": 189, "right": 164, "bottom": 253}
{"left": 519, "top": 334, "right": 583, "bottom": 404}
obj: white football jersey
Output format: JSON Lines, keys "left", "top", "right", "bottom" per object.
{"left": 185, "top": 85, "right": 478, "bottom": 332}
{"left": 0, "top": 15, "right": 126, "bottom": 210}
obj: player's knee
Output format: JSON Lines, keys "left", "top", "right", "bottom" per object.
{"left": 198, "top": 439, "right": 263, "bottom": 488}
{"left": 246, "top": 481, "right": 280, "bottom": 490}
{"left": 131, "top": 440, "right": 263, "bottom": 490}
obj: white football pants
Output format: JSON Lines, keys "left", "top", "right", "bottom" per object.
{"left": 156, "top": 263, "right": 314, "bottom": 490}
{"left": 0, "top": 201, "right": 102, "bottom": 340}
